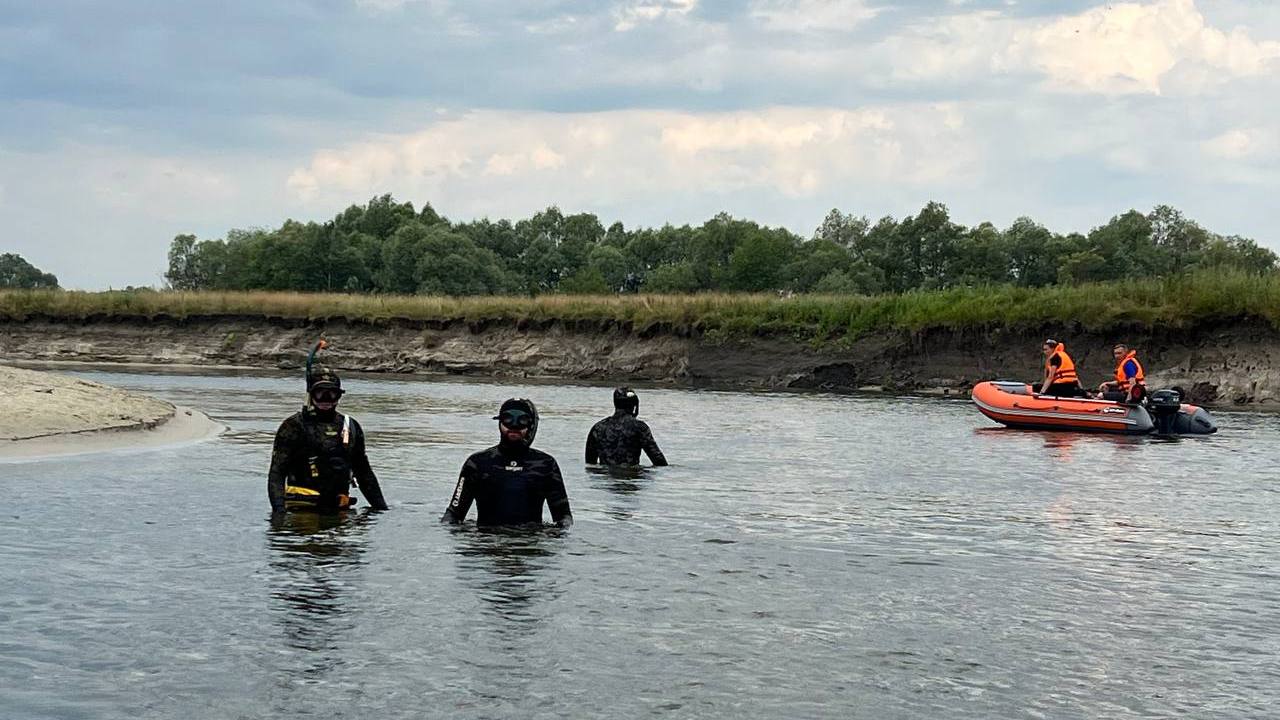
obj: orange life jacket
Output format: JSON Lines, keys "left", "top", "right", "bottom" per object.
{"left": 1114, "top": 350, "right": 1145, "bottom": 391}
{"left": 1047, "top": 344, "right": 1079, "bottom": 385}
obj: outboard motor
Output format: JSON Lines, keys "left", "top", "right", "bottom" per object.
{"left": 1147, "top": 389, "right": 1183, "bottom": 435}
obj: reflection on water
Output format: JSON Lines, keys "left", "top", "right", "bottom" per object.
{"left": 267, "top": 511, "right": 376, "bottom": 680}
{"left": 585, "top": 465, "right": 655, "bottom": 520}
{"left": 450, "top": 526, "right": 566, "bottom": 632}
{"left": 974, "top": 426, "right": 1159, "bottom": 464}
{"left": 3, "top": 369, "right": 1279, "bottom": 720}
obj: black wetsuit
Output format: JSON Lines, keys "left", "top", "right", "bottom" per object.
{"left": 585, "top": 411, "right": 668, "bottom": 466}
{"left": 267, "top": 408, "right": 388, "bottom": 513}
{"left": 442, "top": 444, "right": 572, "bottom": 527}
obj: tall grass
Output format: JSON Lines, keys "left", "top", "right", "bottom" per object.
{"left": 3, "top": 271, "right": 1278, "bottom": 342}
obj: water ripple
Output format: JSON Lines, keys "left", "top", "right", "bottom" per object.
{"left": 2, "top": 370, "right": 1278, "bottom": 719}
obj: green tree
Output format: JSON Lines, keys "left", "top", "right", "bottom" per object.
{"left": 812, "top": 269, "right": 861, "bottom": 294}
{"left": 644, "top": 262, "right": 699, "bottom": 293}
{"left": 603, "top": 221, "right": 629, "bottom": 249}
{"left": 0, "top": 253, "right": 59, "bottom": 289}
{"left": 784, "top": 238, "right": 853, "bottom": 291}
{"left": 727, "top": 230, "right": 796, "bottom": 291}
{"left": 586, "top": 245, "right": 631, "bottom": 291}
{"left": 1088, "top": 210, "right": 1153, "bottom": 278}
{"left": 1199, "top": 235, "right": 1279, "bottom": 273}
{"left": 333, "top": 194, "right": 418, "bottom": 240}
{"left": 416, "top": 243, "right": 509, "bottom": 295}
{"left": 379, "top": 221, "right": 435, "bottom": 294}
{"left": 1006, "top": 217, "right": 1056, "bottom": 287}
{"left": 560, "top": 267, "right": 610, "bottom": 294}
{"left": 165, "top": 234, "right": 201, "bottom": 290}
{"left": 948, "top": 222, "right": 1011, "bottom": 285}
{"left": 519, "top": 236, "right": 564, "bottom": 292}
{"left": 1058, "top": 251, "right": 1108, "bottom": 284}
{"left": 814, "top": 209, "right": 870, "bottom": 250}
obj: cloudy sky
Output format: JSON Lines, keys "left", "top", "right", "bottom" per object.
{"left": 2, "top": 0, "right": 1278, "bottom": 288}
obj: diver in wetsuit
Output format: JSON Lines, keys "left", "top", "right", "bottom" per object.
{"left": 585, "top": 387, "right": 668, "bottom": 467}
{"left": 441, "top": 398, "right": 572, "bottom": 528}
{"left": 267, "top": 367, "right": 388, "bottom": 514}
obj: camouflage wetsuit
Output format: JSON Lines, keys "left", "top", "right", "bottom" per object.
{"left": 442, "top": 444, "right": 572, "bottom": 527}
{"left": 585, "top": 410, "right": 668, "bottom": 466}
{"left": 267, "top": 408, "right": 388, "bottom": 513}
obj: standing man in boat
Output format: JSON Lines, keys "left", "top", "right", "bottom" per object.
{"left": 1039, "top": 339, "right": 1085, "bottom": 397}
{"left": 441, "top": 398, "right": 573, "bottom": 528}
{"left": 267, "top": 366, "right": 389, "bottom": 514}
{"left": 585, "top": 387, "right": 668, "bottom": 467}
{"left": 1097, "top": 343, "right": 1146, "bottom": 403}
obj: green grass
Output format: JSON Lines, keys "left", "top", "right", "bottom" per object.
{"left": 3, "top": 271, "right": 1279, "bottom": 343}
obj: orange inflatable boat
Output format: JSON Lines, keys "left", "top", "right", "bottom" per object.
{"left": 971, "top": 381, "right": 1217, "bottom": 435}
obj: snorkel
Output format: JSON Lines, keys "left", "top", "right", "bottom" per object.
{"left": 304, "top": 338, "right": 333, "bottom": 411}
{"left": 305, "top": 338, "right": 327, "bottom": 392}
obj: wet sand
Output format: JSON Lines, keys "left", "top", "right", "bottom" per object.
{"left": 1, "top": 364, "right": 221, "bottom": 460}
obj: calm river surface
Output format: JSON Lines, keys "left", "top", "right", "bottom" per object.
{"left": 3, "top": 369, "right": 1279, "bottom": 719}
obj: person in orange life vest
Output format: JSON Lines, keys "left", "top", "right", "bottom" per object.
{"left": 1039, "top": 339, "right": 1084, "bottom": 397}
{"left": 1097, "top": 343, "right": 1146, "bottom": 402}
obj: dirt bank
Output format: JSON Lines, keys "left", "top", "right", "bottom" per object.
{"left": 1, "top": 316, "right": 1277, "bottom": 406}
{"left": 0, "top": 364, "right": 222, "bottom": 459}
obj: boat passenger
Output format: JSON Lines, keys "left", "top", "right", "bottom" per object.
{"left": 1039, "top": 339, "right": 1085, "bottom": 397}
{"left": 1097, "top": 343, "right": 1146, "bottom": 403}
{"left": 585, "top": 387, "right": 668, "bottom": 467}
{"left": 441, "top": 398, "right": 573, "bottom": 528}
{"left": 267, "top": 366, "right": 389, "bottom": 514}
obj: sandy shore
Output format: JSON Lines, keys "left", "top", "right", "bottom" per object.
{"left": 0, "top": 364, "right": 222, "bottom": 460}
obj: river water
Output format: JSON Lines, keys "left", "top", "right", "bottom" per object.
{"left": 3, "top": 369, "right": 1279, "bottom": 719}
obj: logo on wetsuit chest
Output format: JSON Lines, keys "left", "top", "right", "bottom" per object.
{"left": 505, "top": 460, "right": 524, "bottom": 472}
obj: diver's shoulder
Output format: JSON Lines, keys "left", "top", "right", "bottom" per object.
{"left": 525, "top": 447, "right": 559, "bottom": 463}
{"left": 467, "top": 445, "right": 503, "bottom": 462}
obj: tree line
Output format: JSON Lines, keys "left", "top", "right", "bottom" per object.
{"left": 0, "top": 253, "right": 59, "bottom": 289}
{"left": 164, "top": 195, "right": 1277, "bottom": 295}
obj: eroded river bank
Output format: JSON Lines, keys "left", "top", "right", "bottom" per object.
{"left": 2, "top": 315, "right": 1278, "bottom": 406}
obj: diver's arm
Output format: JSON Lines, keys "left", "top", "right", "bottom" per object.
{"left": 640, "top": 423, "right": 668, "bottom": 466}
{"left": 544, "top": 459, "right": 573, "bottom": 528}
{"left": 585, "top": 427, "right": 599, "bottom": 464}
{"left": 441, "top": 458, "right": 478, "bottom": 523}
{"left": 349, "top": 420, "right": 388, "bottom": 511}
{"left": 267, "top": 418, "right": 298, "bottom": 513}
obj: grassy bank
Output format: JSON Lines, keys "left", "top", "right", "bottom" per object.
{"left": 3, "top": 271, "right": 1279, "bottom": 342}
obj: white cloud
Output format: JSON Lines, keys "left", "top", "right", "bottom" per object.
{"left": 749, "top": 0, "right": 877, "bottom": 33}
{"left": 1204, "top": 129, "right": 1253, "bottom": 159}
{"left": 1004, "top": 0, "right": 1280, "bottom": 94}
{"left": 524, "top": 15, "right": 582, "bottom": 35}
{"left": 614, "top": 0, "right": 698, "bottom": 32}
{"left": 852, "top": 0, "right": 1280, "bottom": 95}
{"left": 483, "top": 143, "right": 565, "bottom": 176}
{"left": 286, "top": 105, "right": 979, "bottom": 210}
{"left": 873, "top": 11, "right": 1010, "bottom": 83}
{"left": 353, "top": 0, "right": 448, "bottom": 11}
{"left": 1202, "top": 128, "right": 1278, "bottom": 162}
